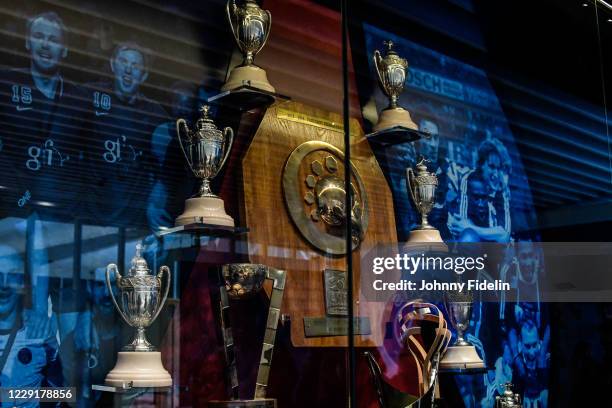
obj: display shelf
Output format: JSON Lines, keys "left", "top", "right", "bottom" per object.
{"left": 208, "top": 85, "right": 290, "bottom": 112}
{"left": 156, "top": 223, "right": 249, "bottom": 238}
{"left": 92, "top": 384, "right": 172, "bottom": 393}
{"left": 438, "top": 366, "right": 489, "bottom": 375}
{"left": 154, "top": 223, "right": 249, "bottom": 252}
{"left": 365, "top": 126, "right": 426, "bottom": 146}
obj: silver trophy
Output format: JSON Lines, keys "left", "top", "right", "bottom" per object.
{"left": 496, "top": 383, "right": 522, "bottom": 407}
{"left": 222, "top": 0, "right": 275, "bottom": 93}
{"left": 210, "top": 264, "right": 286, "bottom": 408}
{"left": 175, "top": 105, "right": 235, "bottom": 227}
{"left": 104, "top": 243, "right": 172, "bottom": 387}
{"left": 439, "top": 291, "right": 485, "bottom": 371}
{"left": 406, "top": 159, "right": 444, "bottom": 243}
{"left": 373, "top": 40, "right": 417, "bottom": 132}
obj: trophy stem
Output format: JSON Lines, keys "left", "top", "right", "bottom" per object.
{"left": 244, "top": 52, "right": 254, "bottom": 66}
{"left": 421, "top": 214, "right": 430, "bottom": 229}
{"left": 389, "top": 95, "right": 399, "bottom": 109}
{"left": 199, "top": 179, "right": 217, "bottom": 197}
{"left": 455, "top": 332, "right": 469, "bottom": 347}
{"left": 124, "top": 327, "right": 155, "bottom": 352}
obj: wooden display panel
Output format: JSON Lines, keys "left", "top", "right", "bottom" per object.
{"left": 241, "top": 101, "right": 397, "bottom": 347}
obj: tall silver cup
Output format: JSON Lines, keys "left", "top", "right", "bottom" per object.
{"left": 222, "top": 0, "right": 275, "bottom": 92}
{"left": 439, "top": 290, "right": 485, "bottom": 371}
{"left": 406, "top": 159, "right": 444, "bottom": 243}
{"left": 372, "top": 40, "right": 417, "bottom": 131}
{"left": 175, "top": 106, "right": 235, "bottom": 227}
{"left": 104, "top": 243, "right": 173, "bottom": 387}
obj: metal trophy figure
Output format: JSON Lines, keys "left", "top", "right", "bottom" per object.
{"left": 406, "top": 159, "right": 444, "bottom": 243}
{"left": 209, "top": 263, "right": 286, "bottom": 408}
{"left": 439, "top": 290, "right": 486, "bottom": 371}
{"left": 373, "top": 40, "right": 417, "bottom": 132}
{"left": 175, "top": 105, "right": 235, "bottom": 227}
{"left": 496, "top": 383, "right": 522, "bottom": 408}
{"left": 364, "top": 302, "right": 451, "bottom": 407}
{"left": 222, "top": 0, "right": 275, "bottom": 93}
{"left": 104, "top": 243, "right": 172, "bottom": 387}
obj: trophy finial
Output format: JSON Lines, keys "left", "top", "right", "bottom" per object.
{"left": 200, "top": 104, "right": 210, "bottom": 117}
{"left": 415, "top": 157, "right": 430, "bottom": 172}
{"left": 130, "top": 242, "right": 150, "bottom": 276}
{"left": 383, "top": 40, "right": 396, "bottom": 55}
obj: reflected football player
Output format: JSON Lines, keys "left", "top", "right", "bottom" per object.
{"left": 450, "top": 138, "right": 511, "bottom": 242}
{"left": 84, "top": 42, "right": 168, "bottom": 227}
{"left": 148, "top": 81, "right": 199, "bottom": 230}
{"left": 0, "top": 245, "right": 62, "bottom": 406}
{"left": 0, "top": 11, "right": 86, "bottom": 216}
{"left": 512, "top": 320, "right": 549, "bottom": 408}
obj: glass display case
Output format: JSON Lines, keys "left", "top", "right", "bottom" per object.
{"left": 0, "top": 1, "right": 611, "bottom": 407}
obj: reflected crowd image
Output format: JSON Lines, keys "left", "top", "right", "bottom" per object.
{"left": 0, "top": 0, "right": 610, "bottom": 407}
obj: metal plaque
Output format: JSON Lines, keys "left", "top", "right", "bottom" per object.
{"left": 324, "top": 269, "right": 348, "bottom": 316}
{"left": 303, "top": 317, "right": 371, "bottom": 337}
{"left": 282, "top": 141, "right": 369, "bottom": 255}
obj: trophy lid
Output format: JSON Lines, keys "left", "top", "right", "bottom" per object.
{"left": 380, "top": 40, "right": 407, "bottom": 67}
{"left": 195, "top": 105, "right": 224, "bottom": 141}
{"left": 128, "top": 243, "right": 151, "bottom": 277}
{"left": 415, "top": 158, "right": 430, "bottom": 174}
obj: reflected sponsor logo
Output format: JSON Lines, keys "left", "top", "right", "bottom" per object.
{"left": 26, "top": 139, "right": 69, "bottom": 171}
{"left": 103, "top": 135, "right": 142, "bottom": 164}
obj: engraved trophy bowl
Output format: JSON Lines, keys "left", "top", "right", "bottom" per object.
{"left": 222, "top": 0, "right": 275, "bottom": 93}
{"left": 222, "top": 263, "right": 267, "bottom": 299}
{"left": 175, "top": 105, "right": 235, "bottom": 227}
{"left": 439, "top": 290, "right": 485, "bottom": 371}
{"left": 104, "top": 243, "right": 172, "bottom": 387}
{"left": 372, "top": 40, "right": 417, "bottom": 132}
{"left": 406, "top": 159, "right": 444, "bottom": 245}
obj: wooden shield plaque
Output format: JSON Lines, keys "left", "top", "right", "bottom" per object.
{"left": 241, "top": 101, "right": 397, "bottom": 347}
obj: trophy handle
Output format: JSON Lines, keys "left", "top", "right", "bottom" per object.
{"left": 176, "top": 118, "right": 197, "bottom": 178}
{"left": 226, "top": 0, "right": 240, "bottom": 46}
{"left": 406, "top": 167, "right": 418, "bottom": 207}
{"left": 105, "top": 264, "right": 131, "bottom": 326}
{"left": 151, "top": 265, "right": 171, "bottom": 323}
{"left": 219, "top": 127, "right": 235, "bottom": 172}
{"left": 373, "top": 50, "right": 385, "bottom": 90}
{"left": 261, "top": 9, "right": 272, "bottom": 52}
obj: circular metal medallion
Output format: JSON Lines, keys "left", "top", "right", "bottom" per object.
{"left": 282, "top": 141, "right": 368, "bottom": 255}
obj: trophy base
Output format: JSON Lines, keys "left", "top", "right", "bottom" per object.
{"left": 366, "top": 125, "right": 423, "bottom": 146}
{"left": 439, "top": 345, "right": 486, "bottom": 371}
{"left": 222, "top": 65, "right": 275, "bottom": 93}
{"left": 408, "top": 228, "right": 444, "bottom": 243}
{"left": 105, "top": 352, "right": 172, "bottom": 387}
{"left": 175, "top": 196, "right": 235, "bottom": 227}
{"left": 373, "top": 107, "right": 418, "bottom": 132}
{"left": 208, "top": 399, "right": 277, "bottom": 408}
{"left": 403, "top": 228, "right": 448, "bottom": 253}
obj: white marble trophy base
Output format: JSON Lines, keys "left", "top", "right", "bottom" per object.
{"left": 105, "top": 352, "right": 172, "bottom": 387}
{"left": 221, "top": 65, "right": 275, "bottom": 93}
{"left": 404, "top": 228, "right": 448, "bottom": 253}
{"left": 373, "top": 107, "right": 418, "bottom": 132}
{"left": 439, "top": 345, "right": 486, "bottom": 371}
{"left": 175, "top": 196, "right": 235, "bottom": 227}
